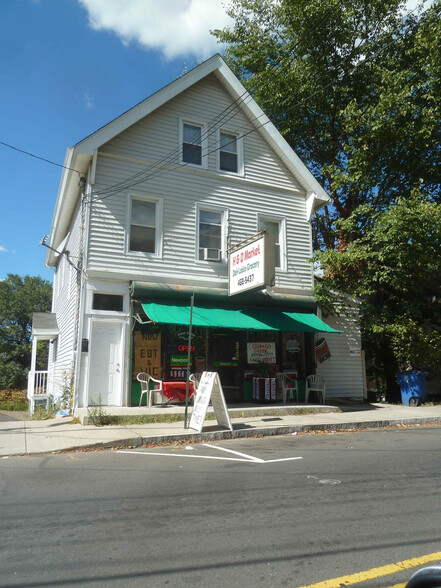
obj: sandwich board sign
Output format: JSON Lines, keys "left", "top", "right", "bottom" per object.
{"left": 189, "top": 371, "right": 233, "bottom": 434}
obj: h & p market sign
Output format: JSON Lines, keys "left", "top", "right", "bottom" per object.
{"left": 228, "top": 233, "right": 275, "bottom": 296}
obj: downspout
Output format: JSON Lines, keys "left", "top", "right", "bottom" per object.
{"left": 72, "top": 176, "right": 88, "bottom": 411}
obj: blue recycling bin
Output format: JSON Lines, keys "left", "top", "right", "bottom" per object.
{"left": 397, "top": 372, "right": 426, "bottom": 406}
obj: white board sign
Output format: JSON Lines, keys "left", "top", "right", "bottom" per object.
{"left": 247, "top": 342, "right": 276, "bottom": 364}
{"left": 189, "top": 371, "right": 232, "bottom": 434}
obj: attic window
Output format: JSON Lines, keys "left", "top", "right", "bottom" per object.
{"left": 217, "top": 130, "right": 243, "bottom": 174}
{"left": 181, "top": 121, "right": 207, "bottom": 167}
{"left": 219, "top": 132, "right": 238, "bottom": 172}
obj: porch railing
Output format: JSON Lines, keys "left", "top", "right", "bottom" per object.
{"left": 27, "top": 370, "right": 50, "bottom": 413}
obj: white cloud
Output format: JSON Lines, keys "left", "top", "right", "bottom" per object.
{"left": 0, "top": 246, "right": 8, "bottom": 253}
{"left": 78, "top": 0, "right": 233, "bottom": 60}
{"left": 83, "top": 91, "right": 95, "bottom": 109}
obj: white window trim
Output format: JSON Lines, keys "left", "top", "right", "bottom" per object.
{"left": 216, "top": 128, "right": 244, "bottom": 176}
{"left": 257, "top": 213, "right": 287, "bottom": 272}
{"left": 126, "top": 193, "right": 163, "bottom": 258}
{"left": 179, "top": 118, "right": 208, "bottom": 169}
{"left": 195, "top": 203, "right": 228, "bottom": 264}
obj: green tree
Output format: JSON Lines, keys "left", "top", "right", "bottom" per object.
{"left": 0, "top": 274, "right": 52, "bottom": 389}
{"left": 313, "top": 192, "right": 441, "bottom": 400}
{"left": 213, "top": 0, "right": 441, "bottom": 248}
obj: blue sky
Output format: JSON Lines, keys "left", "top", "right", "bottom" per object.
{"left": 0, "top": 0, "right": 231, "bottom": 282}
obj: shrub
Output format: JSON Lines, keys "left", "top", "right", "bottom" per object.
{"left": 0, "top": 388, "right": 28, "bottom": 410}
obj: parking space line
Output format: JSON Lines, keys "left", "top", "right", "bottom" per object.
{"left": 297, "top": 551, "right": 441, "bottom": 588}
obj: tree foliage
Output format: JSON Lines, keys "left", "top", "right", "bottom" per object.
{"left": 313, "top": 192, "right": 441, "bottom": 398}
{"left": 213, "top": 0, "right": 441, "bottom": 248}
{"left": 0, "top": 274, "right": 52, "bottom": 389}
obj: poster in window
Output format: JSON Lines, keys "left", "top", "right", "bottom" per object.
{"left": 133, "top": 331, "right": 161, "bottom": 378}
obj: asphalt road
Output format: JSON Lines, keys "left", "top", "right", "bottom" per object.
{"left": 1, "top": 427, "right": 441, "bottom": 588}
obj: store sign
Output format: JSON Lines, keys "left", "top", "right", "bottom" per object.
{"left": 247, "top": 342, "right": 276, "bottom": 364}
{"left": 170, "top": 354, "right": 190, "bottom": 366}
{"left": 228, "top": 233, "right": 275, "bottom": 296}
{"left": 133, "top": 332, "right": 161, "bottom": 378}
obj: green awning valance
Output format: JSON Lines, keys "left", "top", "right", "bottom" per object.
{"left": 141, "top": 301, "right": 340, "bottom": 334}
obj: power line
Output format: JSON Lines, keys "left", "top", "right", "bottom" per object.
{"left": 0, "top": 141, "right": 83, "bottom": 177}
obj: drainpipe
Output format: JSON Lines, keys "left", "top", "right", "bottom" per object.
{"left": 72, "top": 180, "right": 87, "bottom": 411}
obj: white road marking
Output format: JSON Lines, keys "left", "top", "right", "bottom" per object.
{"left": 202, "top": 443, "right": 265, "bottom": 463}
{"left": 118, "top": 444, "right": 303, "bottom": 464}
{"left": 264, "top": 457, "right": 303, "bottom": 463}
{"left": 118, "top": 450, "right": 254, "bottom": 463}
{"left": 308, "top": 474, "right": 341, "bottom": 484}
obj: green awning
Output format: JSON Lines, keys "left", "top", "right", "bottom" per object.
{"left": 141, "top": 301, "right": 340, "bottom": 333}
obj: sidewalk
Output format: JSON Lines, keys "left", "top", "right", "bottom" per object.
{"left": 1, "top": 402, "right": 441, "bottom": 457}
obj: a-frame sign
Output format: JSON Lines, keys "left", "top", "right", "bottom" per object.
{"left": 188, "top": 372, "right": 233, "bottom": 434}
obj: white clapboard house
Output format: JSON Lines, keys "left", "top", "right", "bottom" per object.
{"left": 28, "top": 54, "right": 365, "bottom": 413}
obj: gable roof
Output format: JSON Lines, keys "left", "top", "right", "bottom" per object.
{"left": 46, "top": 54, "right": 330, "bottom": 266}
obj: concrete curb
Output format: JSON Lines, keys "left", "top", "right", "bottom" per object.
{"left": 47, "top": 415, "right": 441, "bottom": 454}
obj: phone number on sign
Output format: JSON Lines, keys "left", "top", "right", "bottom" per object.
{"left": 237, "top": 274, "right": 254, "bottom": 287}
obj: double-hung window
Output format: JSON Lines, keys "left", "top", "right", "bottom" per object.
{"left": 129, "top": 197, "right": 159, "bottom": 254}
{"left": 182, "top": 122, "right": 206, "bottom": 167}
{"left": 258, "top": 216, "right": 285, "bottom": 269}
{"left": 198, "top": 207, "right": 224, "bottom": 262}
{"left": 218, "top": 130, "right": 242, "bottom": 174}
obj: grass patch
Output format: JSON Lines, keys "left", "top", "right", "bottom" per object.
{"left": 30, "top": 407, "right": 57, "bottom": 420}
{"left": 86, "top": 411, "right": 218, "bottom": 426}
{"left": 0, "top": 402, "right": 28, "bottom": 411}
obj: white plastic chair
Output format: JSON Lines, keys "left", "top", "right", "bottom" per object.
{"left": 305, "top": 374, "right": 326, "bottom": 404}
{"left": 189, "top": 373, "right": 202, "bottom": 404}
{"left": 276, "top": 373, "right": 299, "bottom": 403}
{"left": 137, "top": 372, "right": 164, "bottom": 408}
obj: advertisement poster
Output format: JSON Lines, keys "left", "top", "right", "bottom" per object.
{"left": 133, "top": 331, "right": 161, "bottom": 378}
{"left": 247, "top": 342, "right": 276, "bottom": 364}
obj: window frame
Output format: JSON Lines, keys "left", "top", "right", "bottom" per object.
{"left": 180, "top": 119, "right": 208, "bottom": 169}
{"left": 216, "top": 129, "right": 243, "bottom": 175}
{"left": 195, "top": 204, "right": 227, "bottom": 263}
{"left": 127, "top": 193, "right": 163, "bottom": 257}
{"left": 257, "top": 214, "right": 287, "bottom": 271}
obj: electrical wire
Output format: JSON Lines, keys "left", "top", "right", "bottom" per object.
{"left": 0, "top": 140, "right": 83, "bottom": 177}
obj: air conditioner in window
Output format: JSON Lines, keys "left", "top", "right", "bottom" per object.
{"left": 202, "top": 248, "right": 221, "bottom": 261}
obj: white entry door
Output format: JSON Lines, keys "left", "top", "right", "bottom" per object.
{"left": 88, "top": 321, "right": 123, "bottom": 406}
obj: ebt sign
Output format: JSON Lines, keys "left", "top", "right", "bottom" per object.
{"left": 228, "top": 233, "right": 275, "bottom": 296}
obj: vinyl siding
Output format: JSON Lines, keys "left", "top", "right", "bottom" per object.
{"left": 49, "top": 200, "right": 82, "bottom": 399}
{"left": 316, "top": 308, "right": 365, "bottom": 399}
{"left": 86, "top": 74, "right": 313, "bottom": 291}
